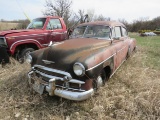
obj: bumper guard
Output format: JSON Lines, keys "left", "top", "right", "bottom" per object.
{"left": 28, "top": 71, "right": 94, "bottom": 101}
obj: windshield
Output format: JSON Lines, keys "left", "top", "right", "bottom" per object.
{"left": 27, "top": 18, "right": 46, "bottom": 29}
{"left": 71, "top": 25, "right": 111, "bottom": 39}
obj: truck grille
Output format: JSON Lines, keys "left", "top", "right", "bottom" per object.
{"left": 0, "top": 37, "right": 7, "bottom": 47}
{"left": 32, "top": 65, "right": 85, "bottom": 92}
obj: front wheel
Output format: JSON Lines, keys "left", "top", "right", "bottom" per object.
{"left": 18, "top": 48, "right": 34, "bottom": 63}
{"left": 93, "top": 69, "right": 107, "bottom": 91}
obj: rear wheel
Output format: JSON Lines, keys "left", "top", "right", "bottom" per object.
{"left": 133, "top": 46, "right": 137, "bottom": 53}
{"left": 18, "top": 48, "right": 34, "bottom": 63}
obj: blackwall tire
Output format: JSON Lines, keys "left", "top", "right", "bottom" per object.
{"left": 93, "top": 69, "right": 106, "bottom": 91}
{"left": 18, "top": 48, "right": 34, "bottom": 63}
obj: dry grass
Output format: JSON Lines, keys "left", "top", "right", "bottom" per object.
{"left": 0, "top": 34, "right": 160, "bottom": 120}
{"left": 0, "top": 22, "right": 18, "bottom": 31}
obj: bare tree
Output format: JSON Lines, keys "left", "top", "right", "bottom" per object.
{"left": 94, "top": 14, "right": 110, "bottom": 21}
{"left": 87, "top": 9, "right": 95, "bottom": 22}
{"left": 43, "top": 0, "right": 72, "bottom": 27}
{"left": 72, "top": 9, "right": 89, "bottom": 24}
{"left": 78, "top": 10, "right": 85, "bottom": 23}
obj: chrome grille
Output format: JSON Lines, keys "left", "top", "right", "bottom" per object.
{"left": 32, "top": 64, "right": 85, "bottom": 92}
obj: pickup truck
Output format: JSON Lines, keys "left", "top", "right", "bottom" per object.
{"left": 0, "top": 16, "right": 68, "bottom": 64}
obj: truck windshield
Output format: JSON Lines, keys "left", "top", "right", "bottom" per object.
{"left": 71, "top": 25, "right": 111, "bottom": 39}
{"left": 27, "top": 18, "right": 46, "bottom": 29}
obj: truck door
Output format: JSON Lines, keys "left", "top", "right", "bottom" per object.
{"left": 46, "top": 18, "right": 67, "bottom": 43}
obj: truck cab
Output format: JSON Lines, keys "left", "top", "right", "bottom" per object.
{"left": 0, "top": 16, "right": 67, "bottom": 63}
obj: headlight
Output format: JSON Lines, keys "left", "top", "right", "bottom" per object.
{"left": 73, "top": 62, "right": 85, "bottom": 76}
{"left": 26, "top": 54, "right": 32, "bottom": 64}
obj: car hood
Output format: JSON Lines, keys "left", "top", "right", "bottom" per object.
{"left": 32, "top": 38, "right": 111, "bottom": 71}
{"left": 0, "top": 29, "right": 40, "bottom": 36}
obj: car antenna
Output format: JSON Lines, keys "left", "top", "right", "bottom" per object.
{"left": 15, "top": 0, "right": 31, "bottom": 22}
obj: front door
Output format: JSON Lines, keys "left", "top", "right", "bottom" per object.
{"left": 46, "top": 18, "right": 66, "bottom": 43}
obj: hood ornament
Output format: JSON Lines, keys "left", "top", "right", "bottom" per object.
{"left": 42, "top": 60, "right": 55, "bottom": 64}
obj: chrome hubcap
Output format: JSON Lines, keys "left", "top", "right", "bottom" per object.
{"left": 97, "top": 76, "right": 103, "bottom": 88}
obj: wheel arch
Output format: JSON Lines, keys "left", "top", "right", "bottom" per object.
{"left": 86, "top": 55, "right": 114, "bottom": 79}
{"left": 15, "top": 43, "right": 39, "bottom": 54}
{"left": 103, "top": 65, "right": 112, "bottom": 80}
{"left": 10, "top": 40, "right": 42, "bottom": 55}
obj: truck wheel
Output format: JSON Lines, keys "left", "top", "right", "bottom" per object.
{"left": 18, "top": 48, "right": 34, "bottom": 63}
{"left": 93, "top": 69, "right": 106, "bottom": 91}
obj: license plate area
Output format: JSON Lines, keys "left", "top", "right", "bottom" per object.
{"left": 33, "top": 82, "right": 45, "bottom": 95}
{"left": 31, "top": 76, "right": 45, "bottom": 95}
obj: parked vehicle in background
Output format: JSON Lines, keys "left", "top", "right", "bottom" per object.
{"left": 27, "top": 21, "right": 137, "bottom": 101}
{"left": 140, "top": 32, "right": 157, "bottom": 36}
{"left": 0, "top": 16, "right": 68, "bottom": 63}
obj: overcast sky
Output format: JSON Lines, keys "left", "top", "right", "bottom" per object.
{"left": 0, "top": 0, "right": 159, "bottom": 23}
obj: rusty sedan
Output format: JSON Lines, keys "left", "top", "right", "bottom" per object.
{"left": 27, "top": 21, "right": 136, "bottom": 101}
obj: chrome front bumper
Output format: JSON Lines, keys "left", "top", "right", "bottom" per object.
{"left": 54, "top": 88, "right": 94, "bottom": 101}
{"left": 28, "top": 66, "right": 94, "bottom": 101}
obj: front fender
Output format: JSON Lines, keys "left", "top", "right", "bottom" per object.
{"left": 9, "top": 39, "right": 43, "bottom": 55}
{"left": 85, "top": 56, "right": 113, "bottom": 79}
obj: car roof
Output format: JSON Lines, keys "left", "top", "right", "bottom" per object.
{"left": 77, "top": 21, "right": 126, "bottom": 28}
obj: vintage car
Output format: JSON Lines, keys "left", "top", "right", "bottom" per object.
{"left": 27, "top": 21, "right": 136, "bottom": 101}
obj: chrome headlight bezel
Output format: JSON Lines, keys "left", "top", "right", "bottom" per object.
{"left": 26, "top": 54, "right": 32, "bottom": 64}
{"left": 73, "top": 62, "right": 85, "bottom": 76}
